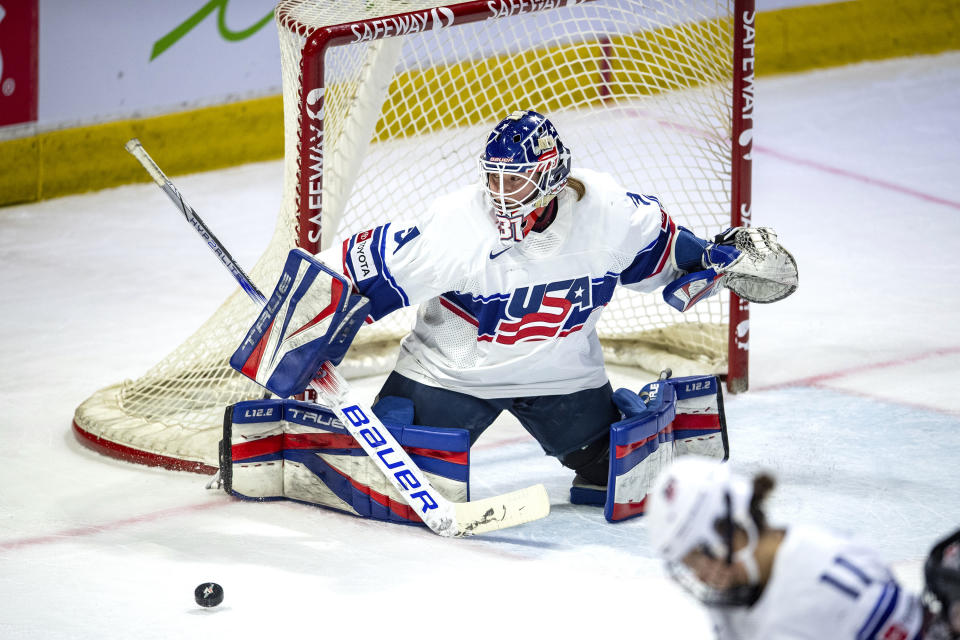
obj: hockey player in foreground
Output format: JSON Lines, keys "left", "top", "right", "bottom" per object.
{"left": 645, "top": 456, "right": 929, "bottom": 639}
{"left": 224, "top": 110, "right": 798, "bottom": 528}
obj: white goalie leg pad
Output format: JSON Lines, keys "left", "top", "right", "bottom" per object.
{"left": 220, "top": 400, "right": 285, "bottom": 501}
{"left": 221, "top": 397, "right": 471, "bottom": 525}
{"left": 603, "top": 374, "right": 728, "bottom": 522}
{"left": 672, "top": 376, "right": 729, "bottom": 460}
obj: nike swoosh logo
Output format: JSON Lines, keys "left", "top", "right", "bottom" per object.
{"left": 489, "top": 247, "right": 511, "bottom": 259}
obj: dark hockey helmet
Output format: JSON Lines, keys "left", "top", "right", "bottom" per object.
{"left": 925, "top": 528, "right": 960, "bottom": 639}
{"left": 478, "top": 109, "right": 572, "bottom": 245}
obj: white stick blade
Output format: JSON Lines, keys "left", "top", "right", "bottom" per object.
{"left": 453, "top": 484, "right": 550, "bottom": 536}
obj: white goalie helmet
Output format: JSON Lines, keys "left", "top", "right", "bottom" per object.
{"left": 646, "top": 456, "right": 762, "bottom": 606}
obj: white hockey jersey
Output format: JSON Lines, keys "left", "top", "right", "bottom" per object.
{"left": 710, "top": 525, "right": 924, "bottom": 640}
{"left": 320, "top": 168, "right": 684, "bottom": 398}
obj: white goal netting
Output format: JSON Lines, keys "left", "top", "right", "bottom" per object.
{"left": 74, "top": 0, "right": 742, "bottom": 471}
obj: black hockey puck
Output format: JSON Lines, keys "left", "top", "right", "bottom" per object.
{"left": 194, "top": 582, "right": 224, "bottom": 607}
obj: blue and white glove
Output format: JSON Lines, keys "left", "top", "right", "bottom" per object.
{"left": 664, "top": 226, "right": 798, "bottom": 312}
{"left": 230, "top": 249, "right": 371, "bottom": 398}
{"left": 712, "top": 226, "right": 798, "bottom": 303}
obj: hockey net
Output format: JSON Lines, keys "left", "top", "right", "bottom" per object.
{"left": 73, "top": 0, "right": 753, "bottom": 472}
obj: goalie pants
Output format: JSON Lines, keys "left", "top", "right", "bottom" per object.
{"left": 377, "top": 371, "right": 618, "bottom": 470}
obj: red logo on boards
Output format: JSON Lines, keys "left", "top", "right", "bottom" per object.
{"left": 0, "top": 0, "right": 39, "bottom": 127}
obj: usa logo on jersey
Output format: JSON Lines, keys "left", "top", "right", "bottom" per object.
{"left": 490, "top": 277, "right": 592, "bottom": 344}
{"left": 440, "top": 275, "right": 618, "bottom": 345}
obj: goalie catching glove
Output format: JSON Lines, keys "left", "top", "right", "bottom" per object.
{"left": 230, "top": 249, "right": 370, "bottom": 398}
{"left": 664, "top": 226, "right": 798, "bottom": 312}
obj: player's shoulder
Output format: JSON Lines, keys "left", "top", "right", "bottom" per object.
{"left": 568, "top": 168, "right": 668, "bottom": 249}
{"left": 779, "top": 524, "right": 863, "bottom": 565}
{"left": 424, "top": 184, "right": 491, "bottom": 233}
{"left": 572, "top": 168, "right": 663, "bottom": 219}
{"left": 570, "top": 168, "right": 628, "bottom": 203}
{"left": 412, "top": 183, "right": 499, "bottom": 262}
{"left": 746, "top": 527, "right": 868, "bottom": 637}
{"left": 429, "top": 182, "right": 484, "bottom": 212}
{"left": 776, "top": 524, "right": 893, "bottom": 595}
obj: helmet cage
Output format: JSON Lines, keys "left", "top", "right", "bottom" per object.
{"left": 481, "top": 162, "right": 549, "bottom": 213}
{"left": 667, "top": 557, "right": 763, "bottom": 608}
{"left": 665, "top": 490, "right": 762, "bottom": 608}
{"left": 479, "top": 110, "right": 571, "bottom": 244}
{"left": 648, "top": 459, "right": 764, "bottom": 608}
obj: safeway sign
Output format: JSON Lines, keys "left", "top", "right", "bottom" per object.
{"left": 0, "top": 0, "right": 38, "bottom": 127}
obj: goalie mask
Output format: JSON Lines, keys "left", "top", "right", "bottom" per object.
{"left": 479, "top": 109, "right": 572, "bottom": 246}
{"left": 646, "top": 457, "right": 762, "bottom": 608}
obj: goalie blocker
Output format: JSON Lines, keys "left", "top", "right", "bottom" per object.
{"left": 230, "top": 248, "right": 370, "bottom": 399}
{"left": 220, "top": 396, "right": 470, "bottom": 525}
{"left": 571, "top": 373, "right": 729, "bottom": 522}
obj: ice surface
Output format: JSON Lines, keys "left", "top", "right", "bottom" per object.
{"left": 1, "top": 53, "right": 959, "bottom": 639}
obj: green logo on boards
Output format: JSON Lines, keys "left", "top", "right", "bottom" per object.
{"left": 151, "top": 0, "right": 273, "bottom": 61}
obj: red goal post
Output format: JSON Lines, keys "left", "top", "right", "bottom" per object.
{"left": 279, "top": 0, "right": 754, "bottom": 388}
{"left": 72, "top": 0, "right": 754, "bottom": 473}
{"left": 729, "top": 2, "right": 754, "bottom": 393}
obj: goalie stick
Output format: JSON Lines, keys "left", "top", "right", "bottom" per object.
{"left": 125, "top": 138, "right": 550, "bottom": 537}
